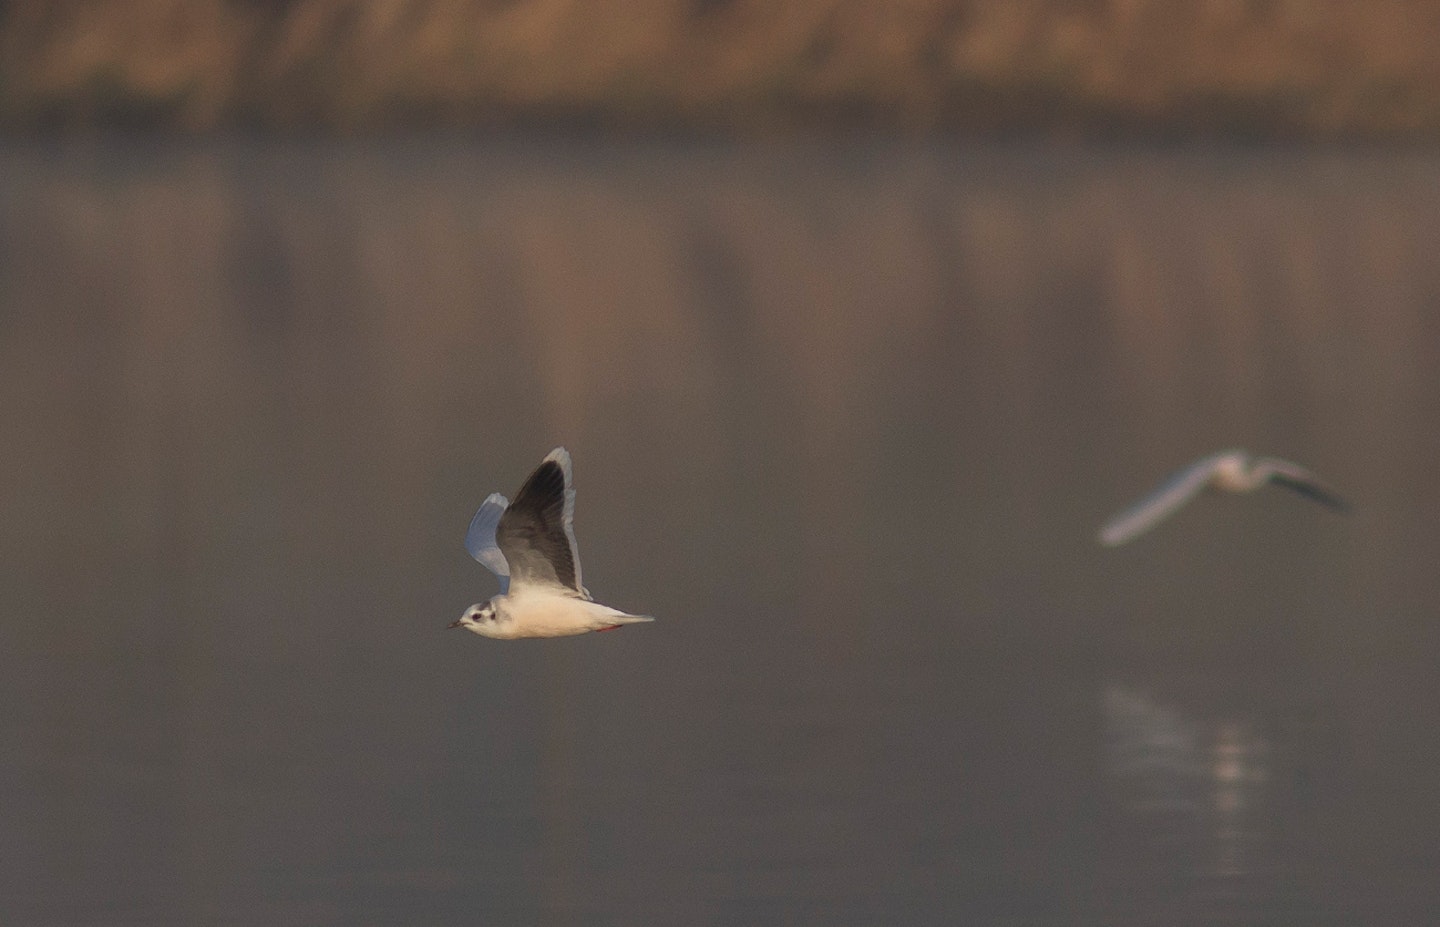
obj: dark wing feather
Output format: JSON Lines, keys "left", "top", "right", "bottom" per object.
{"left": 496, "top": 448, "right": 584, "bottom": 594}
{"left": 1260, "top": 459, "right": 1350, "bottom": 513}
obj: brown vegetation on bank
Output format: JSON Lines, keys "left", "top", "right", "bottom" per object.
{"left": 4, "top": 0, "right": 1440, "bottom": 135}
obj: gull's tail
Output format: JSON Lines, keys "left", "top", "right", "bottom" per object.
{"left": 582, "top": 599, "right": 656, "bottom": 631}
{"left": 607, "top": 613, "right": 655, "bottom": 625}
{"left": 593, "top": 612, "right": 655, "bottom": 633}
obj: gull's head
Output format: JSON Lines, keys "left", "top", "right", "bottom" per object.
{"left": 449, "top": 601, "right": 501, "bottom": 637}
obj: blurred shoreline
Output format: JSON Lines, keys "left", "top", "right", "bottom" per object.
{"left": 4, "top": 1, "right": 1440, "bottom": 138}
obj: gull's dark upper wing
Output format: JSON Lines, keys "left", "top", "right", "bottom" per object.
{"left": 496, "top": 448, "right": 584, "bottom": 594}
{"left": 1258, "top": 458, "right": 1350, "bottom": 512}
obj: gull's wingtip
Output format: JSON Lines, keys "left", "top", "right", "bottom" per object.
{"left": 1097, "top": 523, "right": 1134, "bottom": 547}
{"left": 542, "top": 447, "right": 575, "bottom": 484}
{"left": 1300, "top": 481, "right": 1351, "bottom": 514}
{"left": 465, "top": 493, "right": 509, "bottom": 531}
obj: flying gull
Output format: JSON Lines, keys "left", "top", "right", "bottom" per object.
{"left": 451, "top": 448, "right": 654, "bottom": 638}
{"left": 1098, "top": 449, "right": 1348, "bottom": 547}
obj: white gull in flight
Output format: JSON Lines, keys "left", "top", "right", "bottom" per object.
{"left": 451, "top": 448, "right": 654, "bottom": 638}
{"left": 1098, "top": 449, "right": 1348, "bottom": 547}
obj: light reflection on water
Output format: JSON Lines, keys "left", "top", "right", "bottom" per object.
{"left": 1104, "top": 683, "right": 1273, "bottom": 912}
{"left": 2, "top": 137, "right": 1440, "bottom": 924}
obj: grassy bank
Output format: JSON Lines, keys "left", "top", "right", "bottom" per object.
{"left": 4, "top": 0, "right": 1440, "bottom": 136}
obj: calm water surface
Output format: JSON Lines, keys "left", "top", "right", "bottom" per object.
{"left": 3, "top": 137, "right": 1439, "bottom": 925}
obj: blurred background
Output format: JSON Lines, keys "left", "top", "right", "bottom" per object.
{"left": 4, "top": 3, "right": 1440, "bottom": 926}
{"left": 5, "top": 0, "right": 1440, "bottom": 135}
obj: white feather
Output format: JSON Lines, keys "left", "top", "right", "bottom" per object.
{"left": 463, "top": 492, "right": 511, "bottom": 593}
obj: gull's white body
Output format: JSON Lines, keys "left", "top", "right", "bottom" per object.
{"left": 1098, "top": 449, "right": 1347, "bottom": 547}
{"left": 453, "top": 448, "right": 653, "bottom": 639}
{"left": 479, "top": 588, "right": 652, "bottom": 640}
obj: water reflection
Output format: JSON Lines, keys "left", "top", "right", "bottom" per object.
{"left": 2, "top": 138, "right": 1440, "bottom": 923}
{"left": 1104, "top": 685, "right": 1271, "bottom": 886}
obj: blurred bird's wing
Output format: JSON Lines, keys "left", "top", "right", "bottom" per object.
{"left": 1097, "top": 453, "right": 1234, "bottom": 546}
{"left": 1256, "top": 458, "right": 1349, "bottom": 512}
{"left": 464, "top": 492, "right": 512, "bottom": 594}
